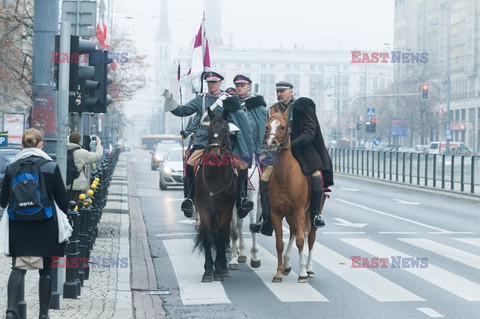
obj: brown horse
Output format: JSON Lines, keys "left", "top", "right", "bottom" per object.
{"left": 194, "top": 108, "right": 237, "bottom": 282}
{"left": 264, "top": 112, "right": 318, "bottom": 283}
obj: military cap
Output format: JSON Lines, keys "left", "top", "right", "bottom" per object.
{"left": 203, "top": 71, "right": 224, "bottom": 82}
{"left": 233, "top": 74, "right": 252, "bottom": 84}
{"left": 276, "top": 81, "right": 294, "bottom": 90}
{"left": 225, "top": 87, "right": 237, "bottom": 95}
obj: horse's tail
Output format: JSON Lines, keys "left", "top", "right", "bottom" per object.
{"left": 194, "top": 205, "right": 220, "bottom": 251}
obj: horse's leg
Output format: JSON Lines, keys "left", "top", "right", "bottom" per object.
{"left": 194, "top": 205, "right": 201, "bottom": 231}
{"left": 249, "top": 169, "right": 261, "bottom": 268}
{"left": 229, "top": 209, "right": 240, "bottom": 270}
{"left": 283, "top": 233, "right": 295, "bottom": 275}
{"left": 295, "top": 210, "right": 308, "bottom": 283}
{"left": 202, "top": 232, "right": 214, "bottom": 283}
{"left": 271, "top": 212, "right": 284, "bottom": 283}
{"left": 307, "top": 228, "right": 317, "bottom": 278}
{"left": 214, "top": 231, "right": 226, "bottom": 281}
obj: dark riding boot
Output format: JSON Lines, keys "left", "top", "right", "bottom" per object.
{"left": 249, "top": 180, "right": 273, "bottom": 236}
{"left": 310, "top": 175, "right": 326, "bottom": 228}
{"left": 38, "top": 275, "right": 52, "bottom": 319}
{"left": 236, "top": 170, "right": 254, "bottom": 219}
{"left": 181, "top": 164, "right": 195, "bottom": 218}
{"left": 6, "top": 268, "right": 26, "bottom": 319}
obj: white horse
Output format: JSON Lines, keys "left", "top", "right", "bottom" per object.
{"left": 229, "top": 161, "right": 262, "bottom": 269}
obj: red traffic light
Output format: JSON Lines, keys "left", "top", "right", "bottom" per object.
{"left": 371, "top": 118, "right": 377, "bottom": 124}
{"left": 421, "top": 83, "right": 429, "bottom": 100}
{"left": 422, "top": 83, "right": 429, "bottom": 91}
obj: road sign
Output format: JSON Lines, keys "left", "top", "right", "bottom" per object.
{"left": 445, "top": 128, "right": 452, "bottom": 140}
{"left": 349, "top": 122, "right": 355, "bottom": 130}
{"left": 373, "top": 138, "right": 381, "bottom": 146}
{"left": 391, "top": 118, "right": 408, "bottom": 137}
{"left": 62, "top": 1, "right": 97, "bottom": 36}
{"left": 367, "top": 108, "right": 376, "bottom": 117}
{"left": 0, "top": 132, "right": 8, "bottom": 147}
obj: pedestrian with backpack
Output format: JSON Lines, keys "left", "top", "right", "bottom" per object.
{"left": 0, "top": 128, "right": 69, "bottom": 319}
{"left": 66, "top": 132, "right": 103, "bottom": 202}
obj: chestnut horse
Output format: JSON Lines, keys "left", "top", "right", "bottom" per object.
{"left": 264, "top": 112, "right": 317, "bottom": 283}
{"left": 194, "top": 108, "right": 237, "bottom": 282}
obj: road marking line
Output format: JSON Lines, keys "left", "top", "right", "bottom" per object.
{"left": 428, "top": 232, "right": 474, "bottom": 235}
{"left": 378, "top": 232, "right": 418, "bottom": 234}
{"left": 308, "top": 243, "right": 423, "bottom": 302}
{"left": 333, "top": 218, "right": 367, "bottom": 229}
{"left": 322, "top": 232, "right": 366, "bottom": 235}
{"left": 245, "top": 239, "right": 328, "bottom": 302}
{"left": 453, "top": 238, "right": 480, "bottom": 248}
{"left": 142, "top": 159, "right": 150, "bottom": 161}
{"left": 341, "top": 238, "right": 480, "bottom": 301}
{"left": 156, "top": 232, "right": 197, "bottom": 237}
{"left": 392, "top": 199, "right": 420, "bottom": 205}
{"left": 130, "top": 159, "right": 138, "bottom": 161}
{"left": 336, "top": 198, "right": 449, "bottom": 232}
{"left": 163, "top": 239, "right": 230, "bottom": 305}
{"left": 399, "top": 238, "right": 480, "bottom": 270}
{"left": 416, "top": 307, "right": 444, "bottom": 318}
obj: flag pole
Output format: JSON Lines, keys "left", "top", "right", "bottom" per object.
{"left": 200, "top": 11, "right": 206, "bottom": 94}
{"left": 178, "top": 63, "right": 185, "bottom": 161}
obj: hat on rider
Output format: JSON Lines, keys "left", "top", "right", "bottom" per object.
{"left": 225, "top": 87, "right": 237, "bottom": 95}
{"left": 276, "top": 81, "right": 293, "bottom": 90}
{"left": 233, "top": 75, "right": 252, "bottom": 84}
{"left": 204, "top": 71, "right": 224, "bottom": 82}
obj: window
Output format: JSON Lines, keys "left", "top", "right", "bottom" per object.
{"left": 270, "top": 63, "right": 275, "bottom": 69}
{"left": 310, "top": 64, "right": 315, "bottom": 71}
{"left": 286, "top": 64, "right": 291, "bottom": 70}
{"left": 261, "top": 63, "right": 266, "bottom": 69}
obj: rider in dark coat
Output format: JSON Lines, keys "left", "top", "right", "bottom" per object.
{"left": 291, "top": 97, "right": 334, "bottom": 187}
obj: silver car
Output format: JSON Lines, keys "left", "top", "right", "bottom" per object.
{"left": 159, "top": 147, "right": 184, "bottom": 190}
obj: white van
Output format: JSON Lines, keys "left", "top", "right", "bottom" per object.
{"left": 428, "top": 141, "right": 474, "bottom": 155}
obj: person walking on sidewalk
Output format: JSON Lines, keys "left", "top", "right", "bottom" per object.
{"left": 66, "top": 132, "right": 103, "bottom": 202}
{"left": 0, "top": 128, "right": 69, "bottom": 319}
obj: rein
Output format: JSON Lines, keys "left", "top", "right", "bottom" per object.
{"left": 263, "top": 124, "right": 291, "bottom": 153}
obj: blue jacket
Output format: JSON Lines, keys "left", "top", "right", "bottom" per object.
{"left": 241, "top": 95, "right": 268, "bottom": 155}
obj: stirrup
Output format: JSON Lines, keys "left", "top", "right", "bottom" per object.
{"left": 238, "top": 198, "right": 254, "bottom": 219}
{"left": 181, "top": 198, "right": 195, "bottom": 218}
{"left": 313, "top": 215, "right": 325, "bottom": 229}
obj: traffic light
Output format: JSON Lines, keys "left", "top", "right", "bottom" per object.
{"left": 421, "top": 83, "right": 429, "bottom": 100}
{"left": 356, "top": 123, "right": 362, "bottom": 130}
{"left": 68, "top": 36, "right": 99, "bottom": 113}
{"left": 88, "top": 50, "right": 113, "bottom": 113}
{"left": 371, "top": 118, "right": 377, "bottom": 133}
{"left": 365, "top": 121, "right": 371, "bottom": 133}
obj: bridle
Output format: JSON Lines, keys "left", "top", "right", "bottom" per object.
{"left": 263, "top": 117, "right": 291, "bottom": 153}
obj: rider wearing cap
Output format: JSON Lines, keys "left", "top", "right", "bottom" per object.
{"left": 233, "top": 75, "right": 268, "bottom": 219}
{"left": 163, "top": 71, "right": 255, "bottom": 218}
{"left": 250, "top": 82, "right": 331, "bottom": 236}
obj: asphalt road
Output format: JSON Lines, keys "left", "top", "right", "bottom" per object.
{"left": 127, "top": 150, "right": 480, "bottom": 319}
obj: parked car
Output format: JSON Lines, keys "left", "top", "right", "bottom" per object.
{"left": 150, "top": 141, "right": 180, "bottom": 170}
{"left": 0, "top": 147, "right": 21, "bottom": 189}
{"left": 159, "top": 147, "right": 184, "bottom": 190}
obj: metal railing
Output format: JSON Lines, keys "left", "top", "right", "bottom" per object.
{"left": 330, "top": 148, "right": 480, "bottom": 195}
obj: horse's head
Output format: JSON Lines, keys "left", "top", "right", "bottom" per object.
{"left": 207, "top": 107, "right": 231, "bottom": 154}
{"left": 264, "top": 112, "right": 290, "bottom": 153}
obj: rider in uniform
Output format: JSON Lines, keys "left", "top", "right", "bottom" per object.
{"left": 251, "top": 83, "right": 333, "bottom": 236}
{"left": 163, "top": 71, "right": 255, "bottom": 218}
{"left": 233, "top": 75, "right": 268, "bottom": 219}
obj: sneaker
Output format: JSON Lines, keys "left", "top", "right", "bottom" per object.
{"left": 181, "top": 198, "right": 194, "bottom": 218}
{"left": 313, "top": 215, "right": 326, "bottom": 228}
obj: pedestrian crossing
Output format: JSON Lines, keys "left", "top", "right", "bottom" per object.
{"left": 162, "top": 236, "right": 480, "bottom": 305}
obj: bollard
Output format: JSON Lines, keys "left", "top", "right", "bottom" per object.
{"left": 63, "top": 201, "right": 80, "bottom": 298}
{"left": 77, "top": 194, "right": 90, "bottom": 285}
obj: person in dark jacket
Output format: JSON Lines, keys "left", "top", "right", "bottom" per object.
{"left": 0, "top": 128, "right": 69, "bottom": 319}
{"left": 251, "top": 96, "right": 334, "bottom": 235}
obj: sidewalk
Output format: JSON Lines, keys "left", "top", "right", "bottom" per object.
{"left": 0, "top": 153, "right": 165, "bottom": 318}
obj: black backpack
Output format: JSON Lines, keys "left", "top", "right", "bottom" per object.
{"left": 66, "top": 148, "right": 80, "bottom": 187}
{"left": 7, "top": 157, "right": 53, "bottom": 221}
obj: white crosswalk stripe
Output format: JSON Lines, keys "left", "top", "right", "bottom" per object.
{"left": 245, "top": 239, "right": 328, "bottom": 302}
{"left": 163, "top": 239, "right": 230, "bottom": 305}
{"left": 453, "top": 237, "right": 480, "bottom": 248}
{"left": 341, "top": 238, "right": 480, "bottom": 301}
{"left": 398, "top": 238, "right": 480, "bottom": 270}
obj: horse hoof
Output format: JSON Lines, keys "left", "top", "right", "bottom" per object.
{"left": 307, "top": 271, "right": 315, "bottom": 278}
{"left": 202, "top": 275, "right": 213, "bottom": 283}
{"left": 194, "top": 224, "right": 200, "bottom": 231}
{"left": 226, "top": 247, "right": 232, "bottom": 253}
{"left": 250, "top": 260, "right": 261, "bottom": 268}
{"left": 213, "top": 274, "right": 224, "bottom": 281}
{"left": 272, "top": 276, "right": 282, "bottom": 283}
{"left": 222, "top": 270, "right": 230, "bottom": 277}
{"left": 229, "top": 263, "right": 239, "bottom": 270}
{"left": 238, "top": 255, "right": 247, "bottom": 263}
{"left": 283, "top": 268, "right": 291, "bottom": 276}
{"left": 298, "top": 276, "right": 308, "bottom": 283}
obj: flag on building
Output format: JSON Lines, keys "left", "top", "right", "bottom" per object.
{"left": 188, "top": 23, "right": 211, "bottom": 92}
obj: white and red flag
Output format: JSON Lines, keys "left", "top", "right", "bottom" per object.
{"left": 187, "top": 22, "right": 211, "bottom": 92}
{"left": 96, "top": 18, "right": 110, "bottom": 49}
